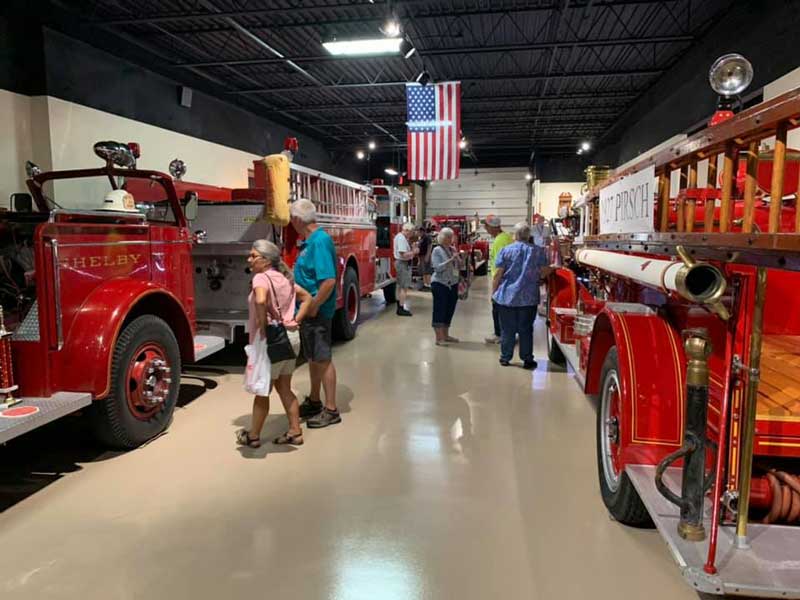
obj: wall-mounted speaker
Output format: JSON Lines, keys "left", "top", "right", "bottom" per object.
{"left": 179, "top": 86, "right": 193, "bottom": 108}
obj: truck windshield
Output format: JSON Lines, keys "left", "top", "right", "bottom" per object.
{"left": 40, "top": 175, "right": 178, "bottom": 224}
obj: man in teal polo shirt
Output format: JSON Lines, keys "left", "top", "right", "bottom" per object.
{"left": 290, "top": 198, "right": 341, "bottom": 429}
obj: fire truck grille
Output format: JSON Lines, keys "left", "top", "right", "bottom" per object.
{"left": 12, "top": 300, "right": 40, "bottom": 342}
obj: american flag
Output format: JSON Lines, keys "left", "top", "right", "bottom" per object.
{"left": 406, "top": 81, "right": 461, "bottom": 181}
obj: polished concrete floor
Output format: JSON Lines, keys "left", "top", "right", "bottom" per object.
{"left": 0, "top": 281, "right": 702, "bottom": 600}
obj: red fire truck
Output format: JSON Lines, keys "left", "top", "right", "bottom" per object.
{"left": 0, "top": 141, "right": 207, "bottom": 449}
{"left": 0, "top": 141, "right": 399, "bottom": 449}
{"left": 546, "top": 56, "right": 800, "bottom": 596}
{"left": 135, "top": 157, "right": 402, "bottom": 344}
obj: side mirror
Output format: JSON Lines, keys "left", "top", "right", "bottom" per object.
{"left": 183, "top": 191, "right": 198, "bottom": 221}
{"left": 10, "top": 193, "right": 33, "bottom": 212}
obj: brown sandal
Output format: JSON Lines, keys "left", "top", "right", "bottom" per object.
{"left": 236, "top": 429, "right": 261, "bottom": 448}
{"left": 273, "top": 431, "right": 304, "bottom": 446}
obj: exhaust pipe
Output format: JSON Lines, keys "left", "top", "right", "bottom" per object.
{"left": 574, "top": 246, "right": 728, "bottom": 319}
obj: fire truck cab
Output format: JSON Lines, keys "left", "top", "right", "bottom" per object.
{"left": 0, "top": 142, "right": 221, "bottom": 449}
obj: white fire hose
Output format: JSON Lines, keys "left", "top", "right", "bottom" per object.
{"left": 574, "top": 247, "right": 729, "bottom": 319}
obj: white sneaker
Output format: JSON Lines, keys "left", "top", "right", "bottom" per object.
{"left": 484, "top": 335, "right": 501, "bottom": 344}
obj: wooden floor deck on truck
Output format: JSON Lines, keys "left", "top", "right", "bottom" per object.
{"left": 756, "top": 336, "right": 800, "bottom": 453}
{"left": 758, "top": 336, "right": 800, "bottom": 419}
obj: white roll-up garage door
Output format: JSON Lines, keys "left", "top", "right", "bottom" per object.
{"left": 424, "top": 168, "right": 530, "bottom": 228}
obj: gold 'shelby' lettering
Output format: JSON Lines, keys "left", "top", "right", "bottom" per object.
{"left": 60, "top": 254, "right": 147, "bottom": 269}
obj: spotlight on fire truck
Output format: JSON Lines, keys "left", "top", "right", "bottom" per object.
{"left": 93, "top": 141, "right": 137, "bottom": 169}
{"left": 708, "top": 53, "right": 753, "bottom": 126}
{"left": 709, "top": 53, "right": 753, "bottom": 97}
{"left": 169, "top": 159, "right": 188, "bottom": 180}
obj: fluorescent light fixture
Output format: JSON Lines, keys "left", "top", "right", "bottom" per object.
{"left": 581, "top": 141, "right": 591, "bottom": 151}
{"left": 368, "top": 140, "right": 377, "bottom": 151}
{"left": 399, "top": 39, "right": 416, "bottom": 59}
{"left": 323, "top": 37, "right": 403, "bottom": 56}
{"left": 385, "top": 167, "right": 399, "bottom": 176}
{"left": 356, "top": 150, "right": 365, "bottom": 160}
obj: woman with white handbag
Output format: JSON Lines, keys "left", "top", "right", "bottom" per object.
{"left": 238, "top": 240, "right": 313, "bottom": 448}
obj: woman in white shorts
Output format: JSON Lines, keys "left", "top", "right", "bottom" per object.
{"left": 237, "top": 240, "right": 312, "bottom": 448}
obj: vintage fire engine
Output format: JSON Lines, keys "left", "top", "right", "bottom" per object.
{"left": 0, "top": 141, "right": 224, "bottom": 448}
{"left": 546, "top": 55, "right": 800, "bottom": 596}
{"left": 131, "top": 149, "right": 403, "bottom": 344}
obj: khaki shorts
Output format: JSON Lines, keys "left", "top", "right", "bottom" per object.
{"left": 395, "top": 259, "right": 412, "bottom": 289}
{"left": 271, "top": 330, "right": 301, "bottom": 379}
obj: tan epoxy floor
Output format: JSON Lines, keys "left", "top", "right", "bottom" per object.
{"left": 0, "top": 282, "right": 700, "bottom": 600}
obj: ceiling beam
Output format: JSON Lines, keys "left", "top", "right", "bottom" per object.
{"left": 260, "top": 91, "right": 638, "bottom": 115}
{"left": 96, "top": 1, "right": 685, "bottom": 27}
{"left": 229, "top": 68, "right": 661, "bottom": 95}
{"left": 172, "top": 35, "right": 694, "bottom": 68}
{"left": 192, "top": 0, "right": 400, "bottom": 142}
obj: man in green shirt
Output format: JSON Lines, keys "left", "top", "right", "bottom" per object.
{"left": 483, "top": 214, "right": 513, "bottom": 344}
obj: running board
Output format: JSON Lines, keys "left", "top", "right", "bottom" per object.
{"left": 193, "top": 335, "right": 226, "bottom": 362}
{"left": 553, "top": 336, "right": 586, "bottom": 389}
{"left": 0, "top": 393, "right": 92, "bottom": 444}
{"left": 627, "top": 465, "right": 800, "bottom": 598}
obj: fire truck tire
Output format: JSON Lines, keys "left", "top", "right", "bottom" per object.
{"left": 383, "top": 282, "right": 397, "bottom": 304}
{"left": 90, "top": 315, "right": 181, "bottom": 449}
{"left": 333, "top": 267, "right": 360, "bottom": 341}
{"left": 596, "top": 347, "right": 652, "bottom": 527}
{"left": 546, "top": 325, "right": 566, "bottom": 365}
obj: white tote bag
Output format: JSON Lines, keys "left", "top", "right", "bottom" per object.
{"left": 243, "top": 331, "right": 271, "bottom": 396}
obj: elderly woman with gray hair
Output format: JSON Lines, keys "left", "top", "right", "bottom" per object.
{"left": 430, "top": 227, "right": 465, "bottom": 346}
{"left": 237, "top": 239, "right": 313, "bottom": 448}
{"left": 492, "top": 222, "right": 553, "bottom": 369}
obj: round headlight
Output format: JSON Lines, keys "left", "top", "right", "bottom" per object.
{"left": 709, "top": 53, "right": 753, "bottom": 97}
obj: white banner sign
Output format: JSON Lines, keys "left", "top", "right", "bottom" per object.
{"left": 599, "top": 165, "right": 656, "bottom": 234}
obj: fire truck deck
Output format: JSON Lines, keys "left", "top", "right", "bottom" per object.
{"left": 628, "top": 465, "right": 800, "bottom": 597}
{"left": 0, "top": 393, "right": 91, "bottom": 445}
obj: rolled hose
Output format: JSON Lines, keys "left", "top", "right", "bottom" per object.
{"left": 762, "top": 470, "right": 800, "bottom": 525}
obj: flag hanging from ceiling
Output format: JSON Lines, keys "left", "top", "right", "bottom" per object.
{"left": 406, "top": 81, "right": 461, "bottom": 181}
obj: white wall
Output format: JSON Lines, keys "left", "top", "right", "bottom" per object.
{"left": 44, "top": 97, "right": 263, "bottom": 208}
{"left": 425, "top": 168, "right": 529, "bottom": 228}
{"left": 0, "top": 89, "right": 34, "bottom": 205}
{"left": 764, "top": 66, "right": 800, "bottom": 150}
{"left": 535, "top": 181, "right": 584, "bottom": 218}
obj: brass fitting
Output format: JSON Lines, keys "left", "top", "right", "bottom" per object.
{"left": 678, "top": 521, "right": 707, "bottom": 542}
{"left": 684, "top": 331, "right": 712, "bottom": 388}
{"left": 674, "top": 246, "right": 730, "bottom": 321}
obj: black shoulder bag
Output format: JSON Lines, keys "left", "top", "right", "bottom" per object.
{"left": 264, "top": 274, "right": 297, "bottom": 363}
